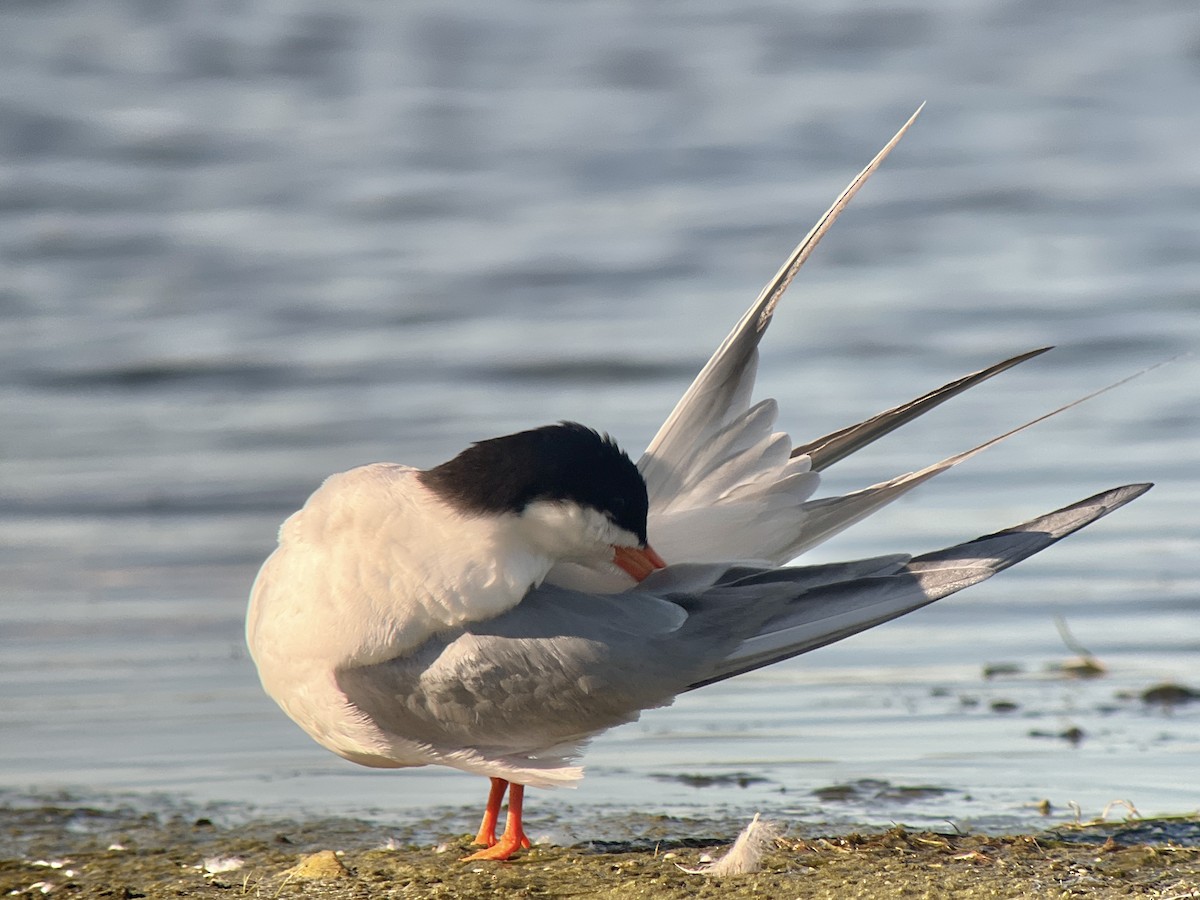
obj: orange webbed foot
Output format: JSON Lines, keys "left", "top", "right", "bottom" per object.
{"left": 460, "top": 828, "right": 530, "bottom": 861}
{"left": 461, "top": 782, "right": 530, "bottom": 861}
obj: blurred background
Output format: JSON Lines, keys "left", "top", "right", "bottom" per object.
{"left": 1, "top": 0, "right": 1197, "bottom": 837}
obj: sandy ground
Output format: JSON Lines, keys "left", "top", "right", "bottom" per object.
{"left": 2, "top": 801, "right": 1198, "bottom": 899}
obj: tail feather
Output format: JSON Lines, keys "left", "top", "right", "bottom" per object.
{"left": 792, "top": 347, "right": 1051, "bottom": 472}
{"left": 779, "top": 370, "right": 1155, "bottom": 562}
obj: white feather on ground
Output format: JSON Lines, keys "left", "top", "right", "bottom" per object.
{"left": 676, "top": 814, "right": 783, "bottom": 876}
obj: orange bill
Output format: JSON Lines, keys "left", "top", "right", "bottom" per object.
{"left": 612, "top": 544, "right": 668, "bottom": 582}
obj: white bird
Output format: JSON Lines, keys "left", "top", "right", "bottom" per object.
{"left": 246, "top": 108, "right": 1150, "bottom": 861}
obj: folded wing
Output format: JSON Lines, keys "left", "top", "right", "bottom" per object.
{"left": 339, "top": 484, "right": 1149, "bottom": 788}
{"left": 694, "top": 482, "right": 1151, "bottom": 687}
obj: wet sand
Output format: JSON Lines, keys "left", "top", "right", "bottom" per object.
{"left": 3, "top": 800, "right": 1197, "bottom": 898}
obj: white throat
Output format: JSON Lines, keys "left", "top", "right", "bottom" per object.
{"left": 515, "top": 499, "right": 642, "bottom": 565}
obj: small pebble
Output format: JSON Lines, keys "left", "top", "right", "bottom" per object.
{"left": 281, "top": 849, "right": 350, "bottom": 880}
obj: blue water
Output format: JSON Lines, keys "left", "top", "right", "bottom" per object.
{"left": 2, "top": 0, "right": 1197, "bottom": 835}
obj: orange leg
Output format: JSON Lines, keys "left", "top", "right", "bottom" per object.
{"left": 472, "top": 777, "right": 508, "bottom": 847}
{"left": 461, "top": 783, "right": 531, "bottom": 861}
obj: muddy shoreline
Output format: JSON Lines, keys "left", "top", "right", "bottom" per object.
{"left": 3, "top": 799, "right": 1197, "bottom": 898}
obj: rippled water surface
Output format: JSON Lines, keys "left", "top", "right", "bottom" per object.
{"left": 2, "top": 0, "right": 1198, "bottom": 834}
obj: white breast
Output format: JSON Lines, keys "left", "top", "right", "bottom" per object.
{"left": 246, "top": 463, "right": 553, "bottom": 744}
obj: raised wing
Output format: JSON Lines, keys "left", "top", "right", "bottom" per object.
{"left": 627, "top": 107, "right": 1059, "bottom": 572}
{"left": 644, "top": 349, "right": 1064, "bottom": 566}
{"left": 638, "top": 106, "right": 924, "bottom": 509}
{"left": 624, "top": 104, "right": 1147, "bottom": 575}
{"left": 556, "top": 107, "right": 1146, "bottom": 592}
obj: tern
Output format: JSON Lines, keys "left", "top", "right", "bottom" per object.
{"left": 246, "top": 107, "right": 1150, "bottom": 861}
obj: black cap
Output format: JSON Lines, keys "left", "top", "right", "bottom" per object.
{"left": 418, "top": 422, "right": 650, "bottom": 545}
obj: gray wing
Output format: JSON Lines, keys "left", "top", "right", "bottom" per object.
{"left": 336, "top": 484, "right": 1148, "bottom": 758}
{"left": 334, "top": 588, "right": 765, "bottom": 758}
{"left": 699, "top": 482, "right": 1151, "bottom": 687}
{"left": 334, "top": 555, "right": 908, "bottom": 758}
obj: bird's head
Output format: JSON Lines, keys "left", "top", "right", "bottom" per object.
{"left": 419, "top": 422, "right": 666, "bottom": 581}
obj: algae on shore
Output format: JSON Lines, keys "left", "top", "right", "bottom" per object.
{"left": 2, "top": 801, "right": 1198, "bottom": 898}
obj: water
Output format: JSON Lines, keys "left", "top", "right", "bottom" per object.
{"left": 2, "top": 0, "right": 1198, "bottom": 836}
